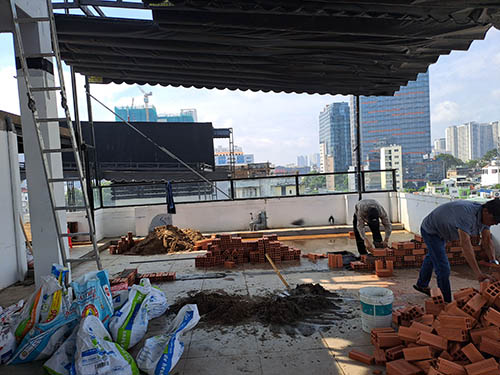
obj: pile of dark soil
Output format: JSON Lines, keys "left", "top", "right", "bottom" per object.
{"left": 124, "top": 225, "right": 204, "bottom": 255}
{"left": 169, "top": 283, "right": 344, "bottom": 326}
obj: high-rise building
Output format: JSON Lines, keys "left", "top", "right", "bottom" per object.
{"left": 350, "top": 72, "right": 431, "bottom": 188}
{"left": 433, "top": 138, "right": 446, "bottom": 153}
{"left": 309, "top": 153, "right": 320, "bottom": 169}
{"left": 491, "top": 121, "right": 500, "bottom": 151}
{"left": 297, "top": 155, "right": 308, "bottom": 167}
{"left": 446, "top": 122, "right": 494, "bottom": 161}
{"left": 214, "top": 145, "right": 254, "bottom": 166}
{"left": 115, "top": 105, "right": 158, "bottom": 122}
{"left": 380, "top": 145, "right": 403, "bottom": 190}
{"left": 319, "top": 102, "right": 352, "bottom": 173}
{"left": 157, "top": 109, "right": 197, "bottom": 122}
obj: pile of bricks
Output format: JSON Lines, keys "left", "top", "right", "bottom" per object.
{"left": 328, "top": 253, "right": 344, "bottom": 268}
{"left": 109, "top": 232, "right": 136, "bottom": 255}
{"left": 350, "top": 234, "right": 482, "bottom": 272}
{"left": 350, "top": 284, "right": 500, "bottom": 374}
{"left": 109, "top": 268, "right": 176, "bottom": 289}
{"left": 194, "top": 234, "right": 301, "bottom": 268}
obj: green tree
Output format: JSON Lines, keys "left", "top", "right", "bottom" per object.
{"left": 301, "top": 174, "right": 326, "bottom": 193}
{"left": 436, "top": 153, "right": 463, "bottom": 171}
{"left": 482, "top": 149, "right": 498, "bottom": 162}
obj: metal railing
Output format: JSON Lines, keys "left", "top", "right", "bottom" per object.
{"left": 91, "top": 169, "right": 397, "bottom": 209}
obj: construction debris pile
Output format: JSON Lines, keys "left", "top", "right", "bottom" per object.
{"left": 350, "top": 234, "right": 483, "bottom": 277}
{"left": 194, "top": 234, "right": 301, "bottom": 268}
{"left": 169, "top": 283, "right": 344, "bottom": 327}
{"left": 112, "top": 225, "right": 204, "bottom": 255}
{"left": 350, "top": 284, "right": 500, "bottom": 374}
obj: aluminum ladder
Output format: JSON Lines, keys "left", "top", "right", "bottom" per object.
{"left": 9, "top": 0, "right": 102, "bottom": 270}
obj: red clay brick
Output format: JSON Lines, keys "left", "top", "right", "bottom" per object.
{"left": 462, "top": 294, "right": 487, "bottom": 318}
{"left": 464, "top": 358, "right": 498, "bottom": 375}
{"left": 483, "top": 307, "right": 500, "bottom": 327}
{"left": 470, "top": 326, "right": 500, "bottom": 345}
{"left": 386, "top": 359, "right": 422, "bottom": 375}
{"left": 414, "top": 359, "right": 436, "bottom": 373}
{"left": 373, "top": 347, "right": 386, "bottom": 365}
{"left": 436, "top": 327, "right": 468, "bottom": 342}
{"left": 385, "top": 345, "right": 406, "bottom": 361}
{"left": 349, "top": 350, "right": 374, "bottom": 365}
{"left": 428, "top": 367, "right": 446, "bottom": 375}
{"left": 426, "top": 299, "right": 445, "bottom": 316}
{"left": 431, "top": 288, "right": 445, "bottom": 305}
{"left": 417, "top": 331, "right": 448, "bottom": 351}
{"left": 398, "top": 326, "right": 419, "bottom": 342}
{"left": 437, "top": 358, "right": 466, "bottom": 375}
{"left": 403, "top": 346, "right": 433, "bottom": 361}
{"left": 439, "top": 315, "right": 474, "bottom": 330}
{"left": 410, "top": 321, "right": 434, "bottom": 333}
{"left": 460, "top": 343, "right": 485, "bottom": 363}
{"left": 479, "top": 336, "right": 500, "bottom": 357}
{"left": 419, "top": 314, "right": 435, "bottom": 326}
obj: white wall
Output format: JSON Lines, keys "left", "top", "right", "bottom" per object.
{"left": 397, "top": 192, "right": 451, "bottom": 234}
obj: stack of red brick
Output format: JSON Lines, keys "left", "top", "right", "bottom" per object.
{"left": 194, "top": 234, "right": 301, "bottom": 268}
{"left": 109, "top": 268, "right": 176, "bottom": 291}
{"left": 350, "top": 284, "right": 500, "bottom": 374}
{"left": 350, "top": 234, "right": 482, "bottom": 272}
{"left": 109, "top": 232, "right": 136, "bottom": 254}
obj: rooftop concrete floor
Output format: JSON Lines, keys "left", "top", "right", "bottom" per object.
{"left": 0, "top": 231, "right": 480, "bottom": 375}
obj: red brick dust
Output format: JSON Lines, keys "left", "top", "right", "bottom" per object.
{"left": 124, "top": 225, "right": 204, "bottom": 255}
{"left": 169, "top": 283, "right": 343, "bottom": 326}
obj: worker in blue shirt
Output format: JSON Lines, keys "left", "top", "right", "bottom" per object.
{"left": 413, "top": 199, "right": 500, "bottom": 302}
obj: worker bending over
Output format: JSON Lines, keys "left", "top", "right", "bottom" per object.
{"left": 414, "top": 199, "right": 500, "bottom": 303}
{"left": 353, "top": 199, "right": 392, "bottom": 256}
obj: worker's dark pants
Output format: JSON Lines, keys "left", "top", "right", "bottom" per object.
{"left": 353, "top": 214, "right": 382, "bottom": 255}
{"left": 416, "top": 227, "right": 452, "bottom": 303}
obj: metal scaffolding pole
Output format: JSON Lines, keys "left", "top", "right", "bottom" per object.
{"left": 355, "top": 95, "right": 362, "bottom": 201}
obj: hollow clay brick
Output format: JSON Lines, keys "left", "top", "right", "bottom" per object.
{"left": 398, "top": 326, "right": 419, "bottom": 342}
{"left": 414, "top": 359, "right": 436, "bottom": 373}
{"left": 385, "top": 345, "right": 406, "bottom": 361}
{"left": 386, "top": 359, "right": 422, "bottom": 375}
{"left": 464, "top": 358, "right": 498, "bottom": 375}
{"left": 377, "top": 332, "right": 403, "bottom": 348}
{"left": 371, "top": 327, "right": 395, "bottom": 344}
{"left": 439, "top": 351, "right": 454, "bottom": 361}
{"left": 479, "top": 336, "right": 500, "bottom": 357}
{"left": 373, "top": 347, "right": 386, "bottom": 365}
{"left": 417, "top": 331, "right": 448, "bottom": 351}
{"left": 483, "top": 307, "right": 500, "bottom": 327}
{"left": 436, "top": 327, "right": 468, "bottom": 342}
{"left": 462, "top": 294, "right": 487, "bottom": 318}
{"left": 431, "top": 288, "right": 445, "bottom": 305}
{"left": 403, "top": 346, "right": 433, "bottom": 361}
{"left": 349, "top": 350, "right": 374, "bottom": 365}
{"left": 428, "top": 367, "right": 446, "bottom": 375}
{"left": 460, "top": 343, "right": 485, "bottom": 363}
{"left": 437, "top": 358, "right": 466, "bottom": 375}
{"left": 470, "top": 326, "right": 500, "bottom": 345}
{"left": 419, "top": 314, "right": 435, "bottom": 326}
{"left": 426, "top": 299, "right": 445, "bottom": 316}
{"left": 439, "top": 315, "right": 474, "bottom": 330}
{"left": 410, "top": 321, "right": 434, "bottom": 333}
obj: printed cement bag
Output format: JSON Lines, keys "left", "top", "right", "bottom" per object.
{"left": 75, "top": 315, "right": 139, "bottom": 375}
{"left": 109, "top": 281, "right": 150, "bottom": 349}
{"left": 13, "top": 276, "right": 61, "bottom": 343}
{"left": 143, "top": 280, "right": 168, "bottom": 320}
{"left": 43, "top": 326, "right": 78, "bottom": 375}
{"left": 8, "top": 314, "right": 77, "bottom": 364}
{"left": 0, "top": 325, "right": 16, "bottom": 364}
{"left": 112, "top": 289, "right": 129, "bottom": 311}
{"left": 136, "top": 304, "right": 200, "bottom": 375}
{"left": 71, "top": 270, "right": 113, "bottom": 327}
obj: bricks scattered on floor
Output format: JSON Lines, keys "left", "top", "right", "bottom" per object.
{"left": 350, "top": 234, "right": 483, "bottom": 272}
{"left": 109, "top": 268, "right": 176, "bottom": 286}
{"left": 350, "top": 281, "right": 500, "bottom": 374}
{"left": 194, "top": 234, "right": 301, "bottom": 268}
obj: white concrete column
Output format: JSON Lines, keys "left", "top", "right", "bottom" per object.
{"left": 0, "top": 116, "right": 28, "bottom": 289}
{"left": 12, "top": 1, "right": 69, "bottom": 285}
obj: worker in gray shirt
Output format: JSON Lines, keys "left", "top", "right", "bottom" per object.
{"left": 414, "top": 199, "right": 500, "bottom": 303}
{"left": 353, "top": 199, "right": 392, "bottom": 255}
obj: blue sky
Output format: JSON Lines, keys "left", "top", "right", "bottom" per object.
{"left": 1, "top": 7, "right": 499, "bottom": 165}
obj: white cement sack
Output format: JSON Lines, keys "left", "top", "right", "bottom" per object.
{"left": 0, "top": 325, "right": 16, "bottom": 364}
{"left": 75, "top": 315, "right": 139, "bottom": 375}
{"left": 109, "top": 281, "right": 150, "bottom": 349}
{"left": 43, "top": 326, "right": 78, "bottom": 375}
{"left": 136, "top": 304, "right": 200, "bottom": 375}
{"left": 112, "top": 289, "right": 129, "bottom": 311}
{"left": 141, "top": 279, "right": 168, "bottom": 320}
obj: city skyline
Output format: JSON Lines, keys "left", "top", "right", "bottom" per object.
{"left": 0, "top": 25, "right": 499, "bottom": 166}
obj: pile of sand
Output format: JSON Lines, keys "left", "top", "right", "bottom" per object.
{"left": 169, "top": 283, "right": 345, "bottom": 326}
{"left": 124, "top": 225, "right": 204, "bottom": 255}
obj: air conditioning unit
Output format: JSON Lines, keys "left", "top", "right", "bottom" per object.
{"left": 493, "top": 191, "right": 500, "bottom": 198}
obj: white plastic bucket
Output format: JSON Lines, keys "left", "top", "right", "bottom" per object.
{"left": 359, "top": 287, "right": 394, "bottom": 333}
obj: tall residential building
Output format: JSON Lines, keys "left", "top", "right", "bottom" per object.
{"left": 491, "top": 121, "right": 500, "bottom": 151}
{"left": 115, "top": 105, "right": 158, "bottom": 122}
{"left": 319, "top": 143, "right": 327, "bottom": 173}
{"left": 445, "top": 126, "right": 458, "bottom": 157}
{"left": 380, "top": 145, "right": 403, "bottom": 190}
{"left": 350, "top": 72, "right": 431, "bottom": 188}
{"left": 446, "top": 122, "right": 495, "bottom": 161}
{"left": 309, "top": 153, "right": 320, "bottom": 169}
{"left": 297, "top": 155, "right": 308, "bottom": 167}
{"left": 319, "top": 102, "right": 352, "bottom": 173}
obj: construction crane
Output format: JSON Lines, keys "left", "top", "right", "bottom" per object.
{"left": 138, "top": 86, "right": 153, "bottom": 121}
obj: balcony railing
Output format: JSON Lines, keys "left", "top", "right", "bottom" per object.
{"left": 87, "top": 169, "right": 397, "bottom": 209}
